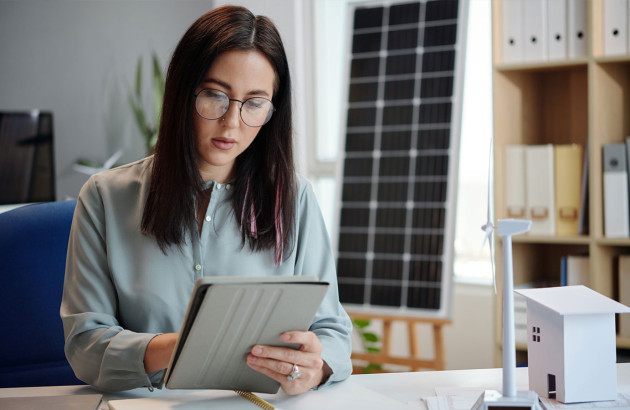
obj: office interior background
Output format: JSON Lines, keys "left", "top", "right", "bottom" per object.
{"left": 0, "top": 0, "right": 494, "bottom": 370}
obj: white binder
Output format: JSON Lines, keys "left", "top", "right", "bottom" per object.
{"left": 603, "top": 0, "right": 628, "bottom": 56}
{"left": 603, "top": 143, "right": 630, "bottom": 238}
{"left": 504, "top": 145, "right": 527, "bottom": 219}
{"left": 566, "top": 255, "right": 590, "bottom": 287}
{"left": 568, "top": 0, "right": 588, "bottom": 59}
{"left": 502, "top": 0, "right": 524, "bottom": 63}
{"left": 547, "top": 0, "right": 568, "bottom": 60}
{"left": 523, "top": 0, "right": 547, "bottom": 62}
{"left": 525, "top": 145, "right": 556, "bottom": 235}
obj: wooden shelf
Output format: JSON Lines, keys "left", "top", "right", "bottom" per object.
{"left": 494, "top": 60, "right": 588, "bottom": 73}
{"left": 595, "top": 238, "right": 630, "bottom": 247}
{"left": 510, "top": 236, "right": 591, "bottom": 245}
{"left": 492, "top": 0, "right": 630, "bottom": 366}
{"left": 593, "top": 55, "right": 630, "bottom": 64}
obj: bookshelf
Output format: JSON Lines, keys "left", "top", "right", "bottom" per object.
{"left": 492, "top": 0, "right": 630, "bottom": 365}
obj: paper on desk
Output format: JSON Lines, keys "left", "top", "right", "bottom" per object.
{"left": 265, "top": 381, "right": 412, "bottom": 410}
{"left": 106, "top": 382, "right": 412, "bottom": 410}
{"left": 423, "top": 386, "right": 494, "bottom": 410}
{"left": 539, "top": 393, "right": 630, "bottom": 409}
{"left": 423, "top": 387, "right": 630, "bottom": 410}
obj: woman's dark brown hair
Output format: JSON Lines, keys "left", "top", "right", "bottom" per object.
{"left": 141, "top": 5, "right": 296, "bottom": 264}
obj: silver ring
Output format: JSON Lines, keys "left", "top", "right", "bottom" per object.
{"left": 287, "top": 364, "right": 300, "bottom": 382}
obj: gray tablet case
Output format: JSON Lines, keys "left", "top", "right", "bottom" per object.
{"left": 163, "top": 276, "right": 329, "bottom": 393}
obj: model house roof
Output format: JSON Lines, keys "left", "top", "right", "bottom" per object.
{"left": 514, "top": 285, "right": 630, "bottom": 316}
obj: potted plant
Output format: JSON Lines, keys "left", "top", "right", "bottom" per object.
{"left": 128, "top": 52, "right": 165, "bottom": 154}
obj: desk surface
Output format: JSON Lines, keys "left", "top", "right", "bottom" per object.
{"left": 1, "top": 364, "right": 629, "bottom": 409}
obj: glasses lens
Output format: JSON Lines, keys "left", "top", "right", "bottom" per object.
{"left": 195, "top": 89, "right": 229, "bottom": 120}
{"left": 241, "top": 98, "right": 274, "bottom": 127}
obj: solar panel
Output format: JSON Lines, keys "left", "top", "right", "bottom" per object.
{"left": 336, "top": 0, "right": 467, "bottom": 318}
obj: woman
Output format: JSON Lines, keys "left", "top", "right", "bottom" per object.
{"left": 61, "top": 5, "right": 352, "bottom": 394}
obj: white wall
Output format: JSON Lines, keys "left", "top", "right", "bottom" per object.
{"left": 444, "top": 282, "right": 494, "bottom": 369}
{"left": 0, "top": 0, "right": 214, "bottom": 199}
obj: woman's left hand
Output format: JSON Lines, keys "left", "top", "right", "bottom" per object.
{"left": 246, "top": 331, "right": 331, "bottom": 395}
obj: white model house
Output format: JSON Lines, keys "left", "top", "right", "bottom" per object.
{"left": 514, "top": 285, "right": 630, "bottom": 403}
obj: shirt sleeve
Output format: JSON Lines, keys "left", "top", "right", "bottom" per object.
{"left": 60, "top": 176, "right": 158, "bottom": 392}
{"left": 293, "top": 179, "right": 353, "bottom": 387}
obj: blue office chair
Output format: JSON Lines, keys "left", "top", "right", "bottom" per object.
{"left": 0, "top": 200, "right": 84, "bottom": 387}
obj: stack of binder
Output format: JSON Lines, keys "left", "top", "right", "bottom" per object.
{"left": 514, "top": 291, "right": 528, "bottom": 344}
{"left": 504, "top": 144, "right": 585, "bottom": 236}
{"left": 560, "top": 254, "right": 590, "bottom": 287}
{"left": 603, "top": 0, "right": 630, "bottom": 56}
{"left": 501, "top": 0, "right": 588, "bottom": 64}
{"left": 602, "top": 139, "right": 630, "bottom": 238}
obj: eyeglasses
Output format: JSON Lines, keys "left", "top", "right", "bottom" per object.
{"left": 194, "top": 88, "right": 275, "bottom": 127}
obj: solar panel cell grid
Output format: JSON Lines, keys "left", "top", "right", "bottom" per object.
{"left": 354, "top": 6, "right": 384, "bottom": 29}
{"left": 345, "top": 132, "right": 375, "bottom": 152}
{"left": 389, "top": 2, "right": 420, "bottom": 25}
{"left": 371, "top": 285, "right": 403, "bottom": 307}
{"left": 381, "top": 130, "right": 413, "bottom": 150}
{"left": 337, "top": 0, "right": 462, "bottom": 313}
{"left": 373, "top": 259, "right": 404, "bottom": 280}
{"left": 339, "top": 283, "right": 365, "bottom": 304}
{"left": 342, "top": 182, "right": 372, "bottom": 201}
{"left": 386, "top": 54, "right": 417, "bottom": 74}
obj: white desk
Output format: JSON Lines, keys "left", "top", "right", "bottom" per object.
{"left": 1, "top": 364, "right": 629, "bottom": 409}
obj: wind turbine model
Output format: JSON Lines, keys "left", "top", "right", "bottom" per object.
{"left": 472, "top": 140, "right": 541, "bottom": 409}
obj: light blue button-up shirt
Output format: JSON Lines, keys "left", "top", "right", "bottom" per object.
{"left": 60, "top": 157, "right": 352, "bottom": 392}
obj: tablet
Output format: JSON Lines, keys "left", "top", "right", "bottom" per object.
{"left": 163, "top": 275, "right": 329, "bottom": 393}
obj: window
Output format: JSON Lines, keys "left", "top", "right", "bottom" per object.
{"left": 533, "top": 326, "right": 541, "bottom": 342}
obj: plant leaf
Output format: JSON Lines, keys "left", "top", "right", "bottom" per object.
{"left": 135, "top": 57, "right": 143, "bottom": 99}
{"left": 128, "top": 94, "right": 149, "bottom": 136}
{"left": 362, "top": 332, "right": 379, "bottom": 343}
{"left": 76, "top": 158, "right": 100, "bottom": 167}
{"left": 148, "top": 132, "right": 158, "bottom": 152}
{"left": 366, "top": 347, "right": 380, "bottom": 353}
{"left": 363, "top": 363, "right": 383, "bottom": 374}
{"left": 353, "top": 319, "right": 371, "bottom": 329}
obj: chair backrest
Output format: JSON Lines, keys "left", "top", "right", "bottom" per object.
{"left": 0, "top": 200, "right": 83, "bottom": 387}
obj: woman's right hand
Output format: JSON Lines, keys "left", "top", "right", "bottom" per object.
{"left": 144, "top": 333, "right": 179, "bottom": 374}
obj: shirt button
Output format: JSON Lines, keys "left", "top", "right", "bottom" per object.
{"left": 205, "top": 215, "right": 212, "bottom": 222}
{"left": 216, "top": 183, "right": 222, "bottom": 189}
{"left": 194, "top": 264, "right": 201, "bottom": 271}
{"left": 226, "top": 184, "right": 232, "bottom": 190}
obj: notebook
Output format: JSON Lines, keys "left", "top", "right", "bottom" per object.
{"left": 162, "top": 276, "right": 329, "bottom": 393}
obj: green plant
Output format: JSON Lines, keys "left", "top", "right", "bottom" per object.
{"left": 128, "top": 52, "right": 165, "bottom": 154}
{"left": 353, "top": 318, "right": 383, "bottom": 373}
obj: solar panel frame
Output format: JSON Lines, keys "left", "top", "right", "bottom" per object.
{"left": 334, "top": 0, "right": 469, "bottom": 319}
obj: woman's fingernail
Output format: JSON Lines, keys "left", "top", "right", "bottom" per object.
{"left": 281, "top": 333, "right": 291, "bottom": 341}
{"left": 248, "top": 355, "right": 257, "bottom": 364}
{"left": 252, "top": 346, "right": 263, "bottom": 355}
